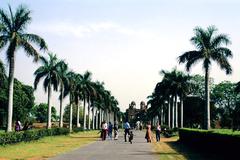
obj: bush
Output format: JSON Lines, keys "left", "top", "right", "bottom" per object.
{"left": 160, "top": 125, "right": 178, "bottom": 138}
{"left": 0, "top": 127, "right": 69, "bottom": 145}
{"left": 179, "top": 128, "right": 240, "bottom": 154}
{"left": 72, "top": 127, "right": 84, "bottom": 133}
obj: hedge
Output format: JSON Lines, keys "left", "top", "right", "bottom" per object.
{"left": 0, "top": 127, "right": 70, "bottom": 145}
{"left": 179, "top": 128, "right": 240, "bottom": 153}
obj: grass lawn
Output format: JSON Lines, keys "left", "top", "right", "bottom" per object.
{"left": 153, "top": 134, "right": 229, "bottom": 160}
{"left": 153, "top": 136, "right": 187, "bottom": 160}
{"left": 0, "top": 130, "right": 99, "bottom": 160}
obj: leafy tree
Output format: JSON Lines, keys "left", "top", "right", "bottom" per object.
{"left": 63, "top": 103, "right": 84, "bottom": 126}
{"left": 179, "top": 26, "right": 232, "bottom": 130}
{"left": 0, "top": 4, "right": 47, "bottom": 132}
{"left": 32, "top": 103, "right": 57, "bottom": 122}
{"left": 190, "top": 74, "right": 214, "bottom": 99}
{"left": 183, "top": 96, "right": 217, "bottom": 128}
{"left": 212, "top": 81, "right": 240, "bottom": 128}
{"left": 13, "top": 79, "right": 35, "bottom": 122}
{"left": 0, "top": 78, "right": 34, "bottom": 128}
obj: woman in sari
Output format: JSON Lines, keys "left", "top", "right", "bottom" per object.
{"left": 145, "top": 121, "right": 152, "bottom": 143}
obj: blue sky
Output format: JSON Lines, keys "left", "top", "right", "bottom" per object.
{"left": 1, "top": 0, "right": 240, "bottom": 112}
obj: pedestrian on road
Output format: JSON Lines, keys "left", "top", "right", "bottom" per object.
{"left": 101, "top": 121, "right": 108, "bottom": 141}
{"left": 145, "top": 121, "right": 152, "bottom": 143}
{"left": 108, "top": 122, "right": 113, "bottom": 140}
{"left": 156, "top": 122, "right": 161, "bottom": 142}
{"left": 114, "top": 121, "right": 119, "bottom": 140}
{"left": 124, "top": 121, "right": 131, "bottom": 142}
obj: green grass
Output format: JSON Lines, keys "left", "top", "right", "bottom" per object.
{"left": 0, "top": 130, "right": 99, "bottom": 160}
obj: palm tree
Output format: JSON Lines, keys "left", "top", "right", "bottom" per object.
{"left": 58, "top": 61, "right": 69, "bottom": 127}
{"left": 178, "top": 26, "right": 232, "bottom": 130}
{"left": 176, "top": 72, "right": 191, "bottom": 128}
{"left": 74, "top": 73, "right": 83, "bottom": 128}
{"left": 160, "top": 69, "right": 177, "bottom": 128}
{"left": 64, "top": 71, "right": 78, "bottom": 132}
{"left": 0, "top": 5, "right": 47, "bottom": 132}
{"left": 81, "top": 71, "right": 95, "bottom": 130}
{"left": 34, "top": 53, "right": 61, "bottom": 129}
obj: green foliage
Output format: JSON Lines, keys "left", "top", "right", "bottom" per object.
{"left": 0, "top": 128, "right": 69, "bottom": 145}
{"left": 190, "top": 74, "right": 214, "bottom": 98}
{"left": 183, "top": 96, "right": 217, "bottom": 128}
{"left": 63, "top": 104, "right": 84, "bottom": 125}
{"left": 32, "top": 103, "right": 58, "bottom": 122}
{"left": 179, "top": 128, "right": 240, "bottom": 154}
{"left": 0, "top": 78, "right": 35, "bottom": 128}
{"left": 212, "top": 81, "right": 240, "bottom": 128}
{"left": 72, "top": 127, "right": 84, "bottom": 132}
{"left": 160, "top": 125, "right": 178, "bottom": 138}
{"left": 13, "top": 79, "right": 35, "bottom": 122}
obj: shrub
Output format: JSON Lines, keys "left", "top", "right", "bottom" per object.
{"left": 0, "top": 127, "right": 69, "bottom": 145}
{"left": 72, "top": 127, "right": 84, "bottom": 133}
{"left": 179, "top": 128, "right": 240, "bottom": 154}
{"left": 160, "top": 125, "right": 178, "bottom": 138}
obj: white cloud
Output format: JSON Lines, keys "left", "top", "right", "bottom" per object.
{"left": 31, "top": 21, "right": 158, "bottom": 39}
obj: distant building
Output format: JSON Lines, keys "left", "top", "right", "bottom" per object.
{"left": 126, "top": 101, "right": 147, "bottom": 124}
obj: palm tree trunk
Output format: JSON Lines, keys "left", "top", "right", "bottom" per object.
{"left": 205, "top": 67, "right": 210, "bottom": 130}
{"left": 59, "top": 87, "right": 64, "bottom": 127}
{"left": 99, "top": 109, "right": 102, "bottom": 128}
{"left": 108, "top": 110, "right": 111, "bottom": 123}
{"left": 76, "top": 98, "right": 80, "bottom": 127}
{"left": 88, "top": 99, "right": 91, "bottom": 130}
{"left": 47, "top": 84, "right": 52, "bottom": 129}
{"left": 161, "top": 106, "right": 163, "bottom": 125}
{"left": 175, "top": 95, "right": 178, "bottom": 128}
{"left": 180, "top": 94, "right": 184, "bottom": 128}
{"left": 83, "top": 98, "right": 86, "bottom": 130}
{"left": 172, "top": 95, "right": 175, "bottom": 128}
{"left": 69, "top": 94, "right": 73, "bottom": 132}
{"left": 92, "top": 106, "right": 95, "bottom": 130}
{"left": 96, "top": 109, "right": 98, "bottom": 129}
{"left": 168, "top": 97, "right": 171, "bottom": 128}
{"left": 7, "top": 55, "right": 15, "bottom": 132}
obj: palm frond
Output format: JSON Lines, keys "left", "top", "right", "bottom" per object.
{"left": 211, "top": 34, "right": 231, "bottom": 48}
{"left": 22, "top": 33, "right": 47, "bottom": 50}
{"left": 14, "top": 5, "right": 31, "bottom": 32}
{"left": 19, "top": 38, "right": 39, "bottom": 62}
{"left": 0, "top": 8, "right": 12, "bottom": 32}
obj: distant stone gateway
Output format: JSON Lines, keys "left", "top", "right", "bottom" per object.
{"left": 126, "top": 101, "right": 147, "bottom": 126}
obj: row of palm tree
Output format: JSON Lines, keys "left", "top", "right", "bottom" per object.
{"left": 34, "top": 52, "right": 121, "bottom": 131}
{"left": 0, "top": 5, "right": 121, "bottom": 132}
{"left": 147, "top": 69, "right": 191, "bottom": 128}
{"left": 148, "top": 26, "right": 233, "bottom": 130}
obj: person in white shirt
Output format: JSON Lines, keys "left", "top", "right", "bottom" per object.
{"left": 156, "top": 122, "right": 161, "bottom": 142}
{"left": 124, "top": 121, "right": 131, "bottom": 142}
{"left": 101, "top": 121, "right": 108, "bottom": 140}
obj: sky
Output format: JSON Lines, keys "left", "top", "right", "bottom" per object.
{"left": 1, "top": 0, "right": 240, "bottom": 113}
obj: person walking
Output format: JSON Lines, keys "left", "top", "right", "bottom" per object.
{"left": 156, "top": 123, "right": 161, "bottom": 142}
{"left": 108, "top": 122, "right": 113, "bottom": 140}
{"left": 145, "top": 121, "right": 152, "bottom": 143}
{"left": 124, "top": 121, "right": 130, "bottom": 142}
{"left": 114, "top": 121, "right": 119, "bottom": 140}
{"left": 101, "top": 121, "right": 108, "bottom": 141}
